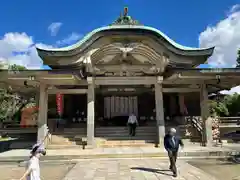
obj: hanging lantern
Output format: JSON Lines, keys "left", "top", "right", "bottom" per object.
{"left": 56, "top": 93, "right": 64, "bottom": 117}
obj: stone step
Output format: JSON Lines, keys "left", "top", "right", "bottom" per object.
{"left": 50, "top": 141, "right": 81, "bottom": 145}
{"left": 63, "top": 129, "right": 157, "bottom": 134}
{"left": 99, "top": 143, "right": 156, "bottom": 148}
{"left": 95, "top": 136, "right": 156, "bottom": 141}
{"left": 63, "top": 126, "right": 186, "bottom": 131}
{"left": 47, "top": 144, "right": 83, "bottom": 149}
{"left": 97, "top": 139, "right": 155, "bottom": 144}
{"left": 51, "top": 134, "right": 156, "bottom": 141}
{"left": 95, "top": 133, "right": 157, "bottom": 137}
{"left": 63, "top": 126, "right": 158, "bottom": 131}
{"left": 53, "top": 133, "right": 157, "bottom": 138}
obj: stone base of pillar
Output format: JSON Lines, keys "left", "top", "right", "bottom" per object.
{"left": 37, "top": 124, "right": 49, "bottom": 143}
{"left": 156, "top": 125, "right": 165, "bottom": 148}
{"left": 86, "top": 139, "right": 96, "bottom": 148}
{"left": 85, "top": 144, "right": 96, "bottom": 149}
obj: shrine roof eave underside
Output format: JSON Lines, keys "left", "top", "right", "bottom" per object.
{"left": 36, "top": 25, "right": 214, "bottom": 58}
{"left": 1, "top": 68, "right": 240, "bottom": 94}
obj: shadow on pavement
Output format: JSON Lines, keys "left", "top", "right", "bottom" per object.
{"left": 216, "top": 155, "right": 240, "bottom": 165}
{"left": 131, "top": 167, "right": 172, "bottom": 176}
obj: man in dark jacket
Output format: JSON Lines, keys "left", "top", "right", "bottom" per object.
{"left": 164, "top": 128, "right": 184, "bottom": 177}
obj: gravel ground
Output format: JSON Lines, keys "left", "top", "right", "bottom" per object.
{"left": 188, "top": 159, "right": 240, "bottom": 180}
{"left": 0, "top": 163, "right": 74, "bottom": 180}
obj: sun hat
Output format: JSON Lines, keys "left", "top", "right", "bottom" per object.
{"left": 30, "top": 143, "right": 46, "bottom": 156}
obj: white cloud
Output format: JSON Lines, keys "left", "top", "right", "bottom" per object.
{"left": 199, "top": 5, "right": 240, "bottom": 94}
{"left": 48, "top": 22, "right": 63, "bottom": 36}
{"left": 0, "top": 32, "right": 53, "bottom": 69}
{"left": 229, "top": 4, "right": 240, "bottom": 14}
{"left": 56, "top": 32, "right": 82, "bottom": 46}
{"left": 0, "top": 31, "right": 82, "bottom": 69}
{"left": 221, "top": 86, "right": 240, "bottom": 95}
{"left": 199, "top": 4, "right": 240, "bottom": 67}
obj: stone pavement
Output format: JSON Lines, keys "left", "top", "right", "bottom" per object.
{"left": 0, "top": 145, "right": 239, "bottom": 162}
{"left": 63, "top": 159, "right": 217, "bottom": 180}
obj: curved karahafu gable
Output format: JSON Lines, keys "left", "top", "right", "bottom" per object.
{"left": 37, "top": 25, "right": 214, "bottom": 57}
{"left": 37, "top": 8, "right": 214, "bottom": 70}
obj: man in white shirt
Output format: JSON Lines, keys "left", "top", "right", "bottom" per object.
{"left": 19, "top": 143, "right": 46, "bottom": 180}
{"left": 127, "top": 113, "right": 138, "bottom": 136}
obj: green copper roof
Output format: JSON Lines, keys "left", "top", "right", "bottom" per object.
{"left": 36, "top": 8, "right": 214, "bottom": 56}
{"left": 37, "top": 25, "right": 213, "bottom": 52}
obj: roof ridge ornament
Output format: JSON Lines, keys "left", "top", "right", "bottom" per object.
{"left": 110, "top": 7, "right": 142, "bottom": 26}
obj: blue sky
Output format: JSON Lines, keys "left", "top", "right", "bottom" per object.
{"left": 0, "top": 0, "right": 240, "bottom": 69}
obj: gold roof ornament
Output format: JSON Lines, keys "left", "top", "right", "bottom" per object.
{"left": 110, "top": 7, "right": 141, "bottom": 26}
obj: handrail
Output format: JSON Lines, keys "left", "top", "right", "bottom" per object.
{"left": 218, "top": 117, "right": 240, "bottom": 127}
{"left": 219, "top": 117, "right": 240, "bottom": 123}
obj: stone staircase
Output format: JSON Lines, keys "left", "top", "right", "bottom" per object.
{"left": 47, "top": 122, "right": 202, "bottom": 149}
{"left": 48, "top": 126, "right": 158, "bottom": 149}
{"left": 95, "top": 126, "right": 157, "bottom": 147}
{"left": 48, "top": 128, "right": 86, "bottom": 149}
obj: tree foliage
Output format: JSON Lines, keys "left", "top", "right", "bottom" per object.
{"left": 209, "top": 100, "right": 229, "bottom": 117}
{"left": 8, "top": 64, "right": 27, "bottom": 71}
{"left": 0, "top": 64, "right": 34, "bottom": 122}
{"left": 210, "top": 93, "right": 240, "bottom": 117}
{"left": 223, "top": 93, "right": 240, "bottom": 116}
{"left": 236, "top": 49, "right": 240, "bottom": 68}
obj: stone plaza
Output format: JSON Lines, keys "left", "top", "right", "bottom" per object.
{"left": 63, "top": 159, "right": 219, "bottom": 180}
{"left": 0, "top": 158, "right": 224, "bottom": 180}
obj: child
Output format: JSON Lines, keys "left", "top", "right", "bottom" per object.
{"left": 19, "top": 143, "right": 46, "bottom": 180}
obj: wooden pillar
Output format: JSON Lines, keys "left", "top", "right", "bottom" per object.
{"left": 155, "top": 76, "right": 165, "bottom": 146}
{"left": 87, "top": 77, "right": 95, "bottom": 146}
{"left": 37, "top": 83, "right": 48, "bottom": 143}
{"left": 200, "top": 83, "right": 213, "bottom": 146}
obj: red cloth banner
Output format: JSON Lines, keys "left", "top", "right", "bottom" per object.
{"left": 56, "top": 93, "right": 64, "bottom": 116}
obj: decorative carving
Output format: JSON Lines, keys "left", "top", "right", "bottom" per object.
{"left": 110, "top": 7, "right": 142, "bottom": 26}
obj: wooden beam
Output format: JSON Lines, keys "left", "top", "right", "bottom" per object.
{"left": 95, "top": 76, "right": 160, "bottom": 85}
{"left": 165, "top": 74, "right": 240, "bottom": 81}
{"left": 47, "top": 89, "right": 87, "bottom": 94}
{"left": 163, "top": 88, "right": 200, "bottom": 93}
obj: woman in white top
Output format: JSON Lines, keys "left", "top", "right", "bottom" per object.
{"left": 19, "top": 144, "right": 46, "bottom": 180}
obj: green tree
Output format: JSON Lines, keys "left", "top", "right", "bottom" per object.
{"left": 223, "top": 93, "right": 240, "bottom": 116}
{"left": 8, "top": 64, "right": 27, "bottom": 71}
{"left": 0, "top": 88, "right": 36, "bottom": 123}
{"left": 209, "top": 100, "right": 229, "bottom": 117}
{"left": 236, "top": 49, "right": 240, "bottom": 68}
{"left": 0, "top": 64, "right": 32, "bottom": 123}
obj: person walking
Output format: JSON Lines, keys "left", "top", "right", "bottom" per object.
{"left": 19, "top": 143, "right": 46, "bottom": 180}
{"left": 164, "top": 128, "right": 184, "bottom": 178}
{"left": 127, "top": 113, "right": 138, "bottom": 136}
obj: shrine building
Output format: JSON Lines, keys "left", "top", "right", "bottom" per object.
{"left": 1, "top": 8, "right": 240, "bottom": 148}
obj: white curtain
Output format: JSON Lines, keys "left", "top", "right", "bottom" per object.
{"left": 104, "top": 96, "right": 138, "bottom": 118}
